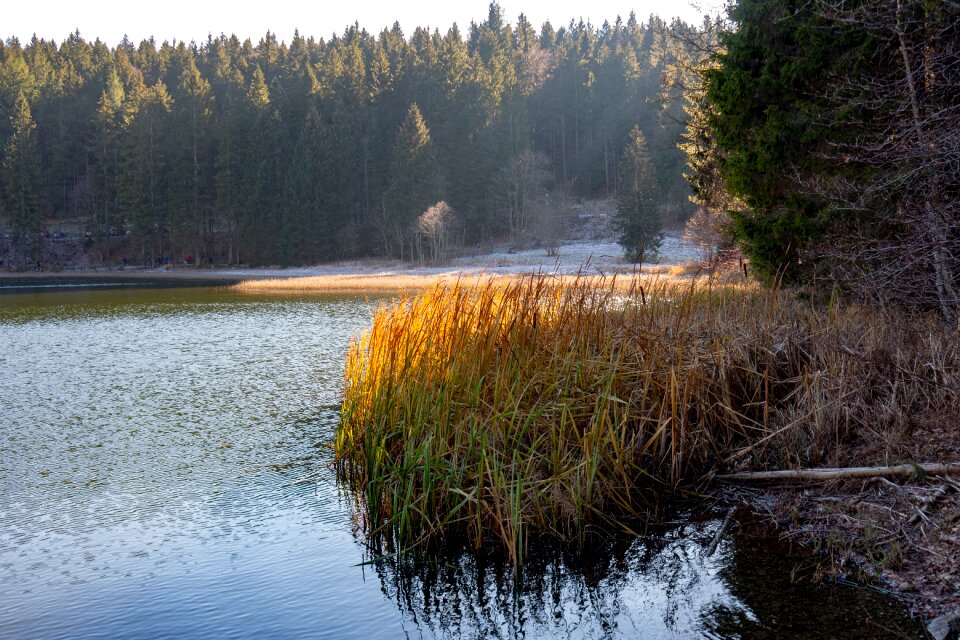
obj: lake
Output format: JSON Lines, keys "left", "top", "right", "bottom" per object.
{"left": 0, "top": 283, "right": 925, "bottom": 638}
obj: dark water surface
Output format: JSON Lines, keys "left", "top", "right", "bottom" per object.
{"left": 0, "top": 286, "right": 924, "bottom": 639}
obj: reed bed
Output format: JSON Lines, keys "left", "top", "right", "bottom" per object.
{"left": 335, "top": 274, "right": 959, "bottom": 563}
{"left": 231, "top": 271, "right": 703, "bottom": 294}
{"left": 232, "top": 273, "right": 463, "bottom": 294}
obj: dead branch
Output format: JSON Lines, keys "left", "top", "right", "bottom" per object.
{"left": 716, "top": 462, "right": 960, "bottom": 482}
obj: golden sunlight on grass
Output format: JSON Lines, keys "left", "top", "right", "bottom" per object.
{"left": 231, "top": 273, "right": 463, "bottom": 294}
{"left": 230, "top": 269, "right": 718, "bottom": 295}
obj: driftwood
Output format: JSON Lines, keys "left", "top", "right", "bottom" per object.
{"left": 705, "top": 506, "right": 737, "bottom": 556}
{"left": 716, "top": 462, "right": 960, "bottom": 482}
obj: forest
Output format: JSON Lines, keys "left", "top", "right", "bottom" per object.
{"left": 0, "top": 4, "right": 702, "bottom": 268}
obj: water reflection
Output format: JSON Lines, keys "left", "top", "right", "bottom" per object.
{"left": 370, "top": 518, "right": 924, "bottom": 639}
{"left": 702, "top": 522, "right": 923, "bottom": 639}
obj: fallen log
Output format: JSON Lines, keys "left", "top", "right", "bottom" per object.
{"left": 705, "top": 506, "right": 737, "bottom": 556}
{"left": 716, "top": 462, "right": 960, "bottom": 482}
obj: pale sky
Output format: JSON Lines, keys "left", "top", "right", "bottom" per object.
{"left": 4, "top": 0, "right": 722, "bottom": 46}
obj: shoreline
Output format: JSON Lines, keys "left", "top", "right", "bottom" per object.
{"left": 0, "top": 237, "right": 702, "bottom": 284}
{"left": 0, "top": 267, "right": 261, "bottom": 281}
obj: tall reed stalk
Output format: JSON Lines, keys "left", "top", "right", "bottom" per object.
{"left": 335, "top": 274, "right": 958, "bottom": 564}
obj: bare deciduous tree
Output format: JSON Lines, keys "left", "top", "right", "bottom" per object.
{"left": 682, "top": 206, "right": 738, "bottom": 267}
{"left": 495, "top": 150, "right": 551, "bottom": 244}
{"left": 417, "top": 201, "right": 455, "bottom": 263}
{"left": 530, "top": 190, "right": 569, "bottom": 257}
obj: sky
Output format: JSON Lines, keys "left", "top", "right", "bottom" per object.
{"left": 4, "top": 0, "right": 722, "bottom": 46}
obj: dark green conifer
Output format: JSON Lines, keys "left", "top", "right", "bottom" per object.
{"left": 3, "top": 93, "right": 41, "bottom": 268}
{"left": 614, "top": 126, "right": 662, "bottom": 263}
{"left": 383, "top": 103, "right": 443, "bottom": 259}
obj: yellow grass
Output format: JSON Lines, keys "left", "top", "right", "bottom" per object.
{"left": 231, "top": 269, "right": 718, "bottom": 295}
{"left": 232, "top": 273, "right": 464, "bottom": 294}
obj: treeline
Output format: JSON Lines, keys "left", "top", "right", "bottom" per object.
{"left": 0, "top": 4, "right": 702, "bottom": 267}
{"left": 688, "top": 0, "right": 959, "bottom": 320}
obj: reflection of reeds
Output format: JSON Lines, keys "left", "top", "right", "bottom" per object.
{"left": 335, "top": 274, "right": 958, "bottom": 565}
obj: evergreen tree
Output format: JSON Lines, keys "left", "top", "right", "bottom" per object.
{"left": 246, "top": 65, "right": 270, "bottom": 108}
{"left": 699, "top": 0, "right": 959, "bottom": 315}
{"left": 702, "top": 0, "right": 845, "bottom": 281}
{"left": 280, "top": 105, "right": 334, "bottom": 264}
{"left": 3, "top": 93, "right": 41, "bottom": 269}
{"left": 0, "top": 46, "right": 36, "bottom": 134}
{"left": 90, "top": 67, "right": 125, "bottom": 259}
{"left": 236, "top": 65, "right": 282, "bottom": 264}
{"left": 170, "top": 54, "right": 213, "bottom": 262}
{"left": 121, "top": 81, "right": 173, "bottom": 262}
{"left": 383, "top": 103, "right": 442, "bottom": 259}
{"left": 614, "top": 126, "right": 661, "bottom": 262}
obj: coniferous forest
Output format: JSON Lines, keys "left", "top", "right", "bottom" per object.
{"left": 691, "top": 0, "right": 959, "bottom": 320}
{"left": 0, "top": 4, "right": 703, "bottom": 268}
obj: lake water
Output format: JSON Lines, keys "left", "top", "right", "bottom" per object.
{"left": 0, "top": 284, "right": 925, "bottom": 639}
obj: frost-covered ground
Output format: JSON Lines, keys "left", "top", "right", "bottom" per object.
{"left": 9, "top": 198, "right": 702, "bottom": 281}
{"left": 132, "top": 233, "right": 700, "bottom": 281}
{"left": 447, "top": 235, "right": 700, "bottom": 276}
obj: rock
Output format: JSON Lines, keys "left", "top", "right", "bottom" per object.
{"left": 897, "top": 581, "right": 915, "bottom": 592}
{"left": 928, "top": 609, "right": 960, "bottom": 640}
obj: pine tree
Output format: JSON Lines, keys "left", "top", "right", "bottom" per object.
{"left": 614, "top": 126, "right": 662, "bottom": 263}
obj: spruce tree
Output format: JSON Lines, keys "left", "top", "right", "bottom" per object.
{"left": 3, "top": 93, "right": 41, "bottom": 269}
{"left": 614, "top": 126, "right": 662, "bottom": 263}
{"left": 702, "top": 0, "right": 840, "bottom": 281}
{"left": 172, "top": 55, "right": 213, "bottom": 263}
{"left": 383, "top": 103, "right": 442, "bottom": 259}
{"left": 280, "top": 105, "right": 333, "bottom": 264}
{"left": 0, "top": 19, "right": 709, "bottom": 266}
{"left": 0, "top": 47, "right": 36, "bottom": 131}
{"left": 120, "top": 81, "right": 172, "bottom": 263}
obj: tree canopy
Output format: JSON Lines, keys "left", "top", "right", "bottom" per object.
{"left": 695, "top": 0, "right": 959, "bottom": 319}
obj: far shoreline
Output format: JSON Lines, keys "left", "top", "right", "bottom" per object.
{"left": 0, "top": 236, "right": 705, "bottom": 295}
{"left": 0, "top": 236, "right": 700, "bottom": 281}
{"left": 0, "top": 267, "right": 258, "bottom": 281}
{"left": 0, "top": 267, "right": 277, "bottom": 281}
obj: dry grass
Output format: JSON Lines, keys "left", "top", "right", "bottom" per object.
{"left": 231, "top": 271, "right": 704, "bottom": 294}
{"left": 334, "top": 274, "right": 960, "bottom": 564}
{"left": 232, "top": 273, "right": 463, "bottom": 294}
